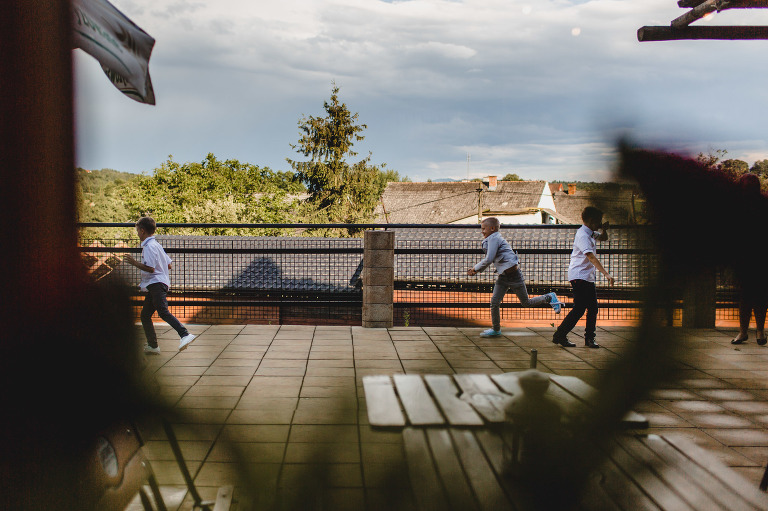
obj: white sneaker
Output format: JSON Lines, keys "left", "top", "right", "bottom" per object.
{"left": 179, "top": 334, "right": 197, "bottom": 351}
{"left": 480, "top": 328, "right": 502, "bottom": 337}
{"left": 144, "top": 344, "right": 161, "bottom": 354}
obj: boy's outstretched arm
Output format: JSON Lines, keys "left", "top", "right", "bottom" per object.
{"left": 586, "top": 253, "right": 614, "bottom": 285}
{"left": 596, "top": 221, "right": 609, "bottom": 241}
{"left": 123, "top": 254, "right": 155, "bottom": 273}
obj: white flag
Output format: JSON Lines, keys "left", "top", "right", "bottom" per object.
{"left": 71, "top": 0, "right": 156, "bottom": 105}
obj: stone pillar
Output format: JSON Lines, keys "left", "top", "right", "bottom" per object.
{"left": 362, "top": 230, "right": 394, "bottom": 328}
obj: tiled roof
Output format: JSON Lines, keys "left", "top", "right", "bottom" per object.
{"left": 374, "top": 181, "right": 549, "bottom": 223}
{"left": 481, "top": 181, "right": 548, "bottom": 213}
{"left": 551, "top": 190, "right": 636, "bottom": 225}
{"left": 375, "top": 182, "right": 483, "bottom": 223}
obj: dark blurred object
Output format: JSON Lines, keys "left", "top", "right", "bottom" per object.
{"left": 0, "top": 1, "right": 154, "bottom": 508}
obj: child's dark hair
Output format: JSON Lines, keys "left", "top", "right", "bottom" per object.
{"left": 581, "top": 206, "right": 603, "bottom": 224}
{"left": 136, "top": 216, "right": 157, "bottom": 234}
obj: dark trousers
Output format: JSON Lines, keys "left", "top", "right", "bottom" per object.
{"left": 555, "top": 279, "right": 598, "bottom": 340}
{"left": 141, "top": 283, "right": 188, "bottom": 348}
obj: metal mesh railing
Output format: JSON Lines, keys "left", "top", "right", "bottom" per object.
{"left": 78, "top": 223, "right": 735, "bottom": 326}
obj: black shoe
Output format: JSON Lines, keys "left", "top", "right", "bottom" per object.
{"left": 553, "top": 335, "right": 575, "bottom": 347}
{"left": 731, "top": 336, "right": 748, "bottom": 345}
{"left": 585, "top": 338, "right": 600, "bottom": 349}
{"left": 758, "top": 338, "right": 767, "bottom": 346}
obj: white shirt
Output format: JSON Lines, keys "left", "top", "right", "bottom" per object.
{"left": 567, "top": 225, "right": 598, "bottom": 282}
{"left": 139, "top": 236, "right": 172, "bottom": 291}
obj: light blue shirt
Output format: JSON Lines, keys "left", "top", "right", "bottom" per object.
{"left": 139, "top": 236, "right": 172, "bottom": 291}
{"left": 474, "top": 231, "right": 519, "bottom": 274}
{"left": 568, "top": 225, "right": 598, "bottom": 282}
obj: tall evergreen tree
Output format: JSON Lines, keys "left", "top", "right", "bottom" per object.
{"left": 287, "top": 84, "right": 387, "bottom": 225}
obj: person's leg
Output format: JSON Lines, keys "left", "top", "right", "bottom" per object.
{"left": 140, "top": 292, "right": 159, "bottom": 348}
{"left": 510, "top": 277, "right": 548, "bottom": 308}
{"left": 583, "top": 281, "right": 599, "bottom": 348}
{"left": 489, "top": 275, "right": 511, "bottom": 332}
{"left": 732, "top": 285, "right": 754, "bottom": 344}
{"left": 554, "top": 280, "right": 587, "bottom": 344}
{"left": 754, "top": 289, "right": 767, "bottom": 344}
{"left": 147, "top": 283, "right": 189, "bottom": 339}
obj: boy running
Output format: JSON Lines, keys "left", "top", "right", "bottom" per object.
{"left": 468, "top": 217, "right": 562, "bottom": 337}
{"left": 553, "top": 207, "right": 614, "bottom": 349}
{"left": 124, "top": 217, "right": 197, "bottom": 354}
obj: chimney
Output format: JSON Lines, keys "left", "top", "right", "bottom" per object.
{"left": 568, "top": 183, "right": 577, "bottom": 195}
{"left": 487, "top": 175, "right": 497, "bottom": 191}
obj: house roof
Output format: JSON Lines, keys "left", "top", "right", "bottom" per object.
{"left": 374, "top": 180, "right": 549, "bottom": 223}
{"left": 551, "top": 190, "right": 635, "bottom": 225}
{"left": 480, "top": 181, "right": 548, "bottom": 213}
{"left": 375, "top": 182, "right": 482, "bottom": 223}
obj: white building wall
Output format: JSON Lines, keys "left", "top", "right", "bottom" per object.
{"left": 538, "top": 183, "right": 556, "bottom": 211}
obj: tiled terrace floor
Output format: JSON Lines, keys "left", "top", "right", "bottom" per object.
{"left": 131, "top": 324, "right": 768, "bottom": 510}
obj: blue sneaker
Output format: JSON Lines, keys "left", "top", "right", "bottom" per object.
{"left": 480, "top": 328, "right": 502, "bottom": 337}
{"left": 546, "top": 292, "right": 562, "bottom": 314}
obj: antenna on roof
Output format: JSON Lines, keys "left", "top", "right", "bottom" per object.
{"left": 466, "top": 153, "right": 470, "bottom": 180}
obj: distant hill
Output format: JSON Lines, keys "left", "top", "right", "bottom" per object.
{"left": 76, "top": 168, "right": 137, "bottom": 223}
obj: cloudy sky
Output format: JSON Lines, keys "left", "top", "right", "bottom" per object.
{"left": 73, "top": 0, "right": 768, "bottom": 182}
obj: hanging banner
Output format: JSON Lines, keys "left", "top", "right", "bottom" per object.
{"left": 71, "top": 0, "right": 156, "bottom": 105}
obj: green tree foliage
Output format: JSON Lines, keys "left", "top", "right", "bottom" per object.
{"left": 286, "top": 84, "right": 389, "bottom": 231}
{"left": 120, "top": 154, "right": 305, "bottom": 235}
{"left": 718, "top": 159, "right": 749, "bottom": 179}
{"left": 76, "top": 168, "right": 135, "bottom": 239}
{"left": 381, "top": 169, "right": 411, "bottom": 182}
{"left": 750, "top": 159, "right": 768, "bottom": 179}
{"left": 696, "top": 149, "right": 727, "bottom": 170}
{"left": 502, "top": 173, "right": 522, "bottom": 181}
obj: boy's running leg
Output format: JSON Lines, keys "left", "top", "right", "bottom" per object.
{"left": 553, "top": 280, "right": 588, "bottom": 347}
{"left": 582, "top": 281, "right": 600, "bottom": 348}
{"left": 483, "top": 276, "right": 510, "bottom": 336}
{"left": 147, "top": 283, "right": 195, "bottom": 350}
{"left": 141, "top": 292, "right": 161, "bottom": 353}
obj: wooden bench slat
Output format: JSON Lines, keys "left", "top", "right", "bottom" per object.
{"left": 403, "top": 428, "right": 451, "bottom": 511}
{"left": 647, "top": 435, "right": 757, "bottom": 511}
{"left": 454, "top": 374, "right": 507, "bottom": 422}
{"left": 473, "top": 430, "right": 540, "bottom": 511}
{"left": 579, "top": 471, "right": 625, "bottom": 511}
{"left": 618, "top": 435, "right": 753, "bottom": 511}
{"left": 593, "top": 454, "right": 663, "bottom": 511}
{"left": 454, "top": 374, "right": 502, "bottom": 395}
{"left": 425, "top": 429, "right": 481, "bottom": 511}
{"left": 607, "top": 437, "right": 696, "bottom": 511}
{"left": 448, "top": 429, "right": 515, "bottom": 511}
{"left": 393, "top": 374, "right": 445, "bottom": 425}
{"left": 490, "top": 373, "right": 522, "bottom": 396}
{"left": 425, "top": 375, "right": 484, "bottom": 426}
{"left": 660, "top": 435, "right": 768, "bottom": 510}
{"left": 212, "top": 485, "right": 234, "bottom": 511}
{"left": 362, "top": 375, "right": 406, "bottom": 427}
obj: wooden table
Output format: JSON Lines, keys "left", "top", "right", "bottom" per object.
{"left": 362, "top": 372, "right": 648, "bottom": 429}
{"left": 363, "top": 373, "right": 768, "bottom": 511}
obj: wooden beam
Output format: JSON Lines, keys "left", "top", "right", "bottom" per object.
{"left": 679, "top": 0, "right": 768, "bottom": 8}
{"left": 672, "top": 0, "right": 720, "bottom": 27}
{"left": 638, "top": 25, "right": 768, "bottom": 41}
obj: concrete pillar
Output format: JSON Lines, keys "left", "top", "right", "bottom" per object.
{"left": 362, "top": 230, "right": 394, "bottom": 328}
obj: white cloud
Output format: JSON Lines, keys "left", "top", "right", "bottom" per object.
{"left": 75, "top": 0, "right": 768, "bottom": 182}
